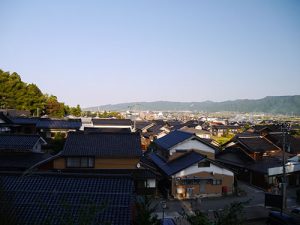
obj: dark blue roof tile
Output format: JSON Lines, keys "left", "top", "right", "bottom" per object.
{"left": 11, "top": 117, "right": 39, "bottom": 125}
{"left": 0, "top": 174, "right": 134, "bottom": 225}
{"left": 150, "top": 151, "right": 205, "bottom": 176}
{"left": 92, "top": 119, "right": 133, "bottom": 126}
{"left": 0, "top": 134, "right": 44, "bottom": 152}
{"left": 36, "top": 119, "right": 81, "bottom": 129}
{"left": 154, "top": 130, "right": 193, "bottom": 150}
{"left": 62, "top": 132, "right": 142, "bottom": 157}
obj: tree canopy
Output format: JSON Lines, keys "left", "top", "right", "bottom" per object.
{"left": 0, "top": 69, "right": 81, "bottom": 118}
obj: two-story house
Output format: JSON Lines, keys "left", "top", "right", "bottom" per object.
{"left": 149, "top": 130, "right": 234, "bottom": 199}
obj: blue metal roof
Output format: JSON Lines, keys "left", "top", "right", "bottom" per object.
{"left": 0, "top": 174, "right": 134, "bottom": 225}
{"left": 62, "top": 132, "right": 142, "bottom": 157}
{"left": 154, "top": 130, "right": 194, "bottom": 150}
{"left": 11, "top": 117, "right": 39, "bottom": 125}
{"left": 150, "top": 151, "right": 205, "bottom": 176}
{"left": 162, "top": 218, "right": 176, "bottom": 225}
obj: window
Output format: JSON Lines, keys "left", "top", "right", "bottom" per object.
{"left": 212, "top": 179, "right": 222, "bottom": 185}
{"left": 146, "top": 179, "right": 156, "bottom": 188}
{"left": 66, "top": 157, "right": 94, "bottom": 168}
{"left": 198, "top": 161, "right": 210, "bottom": 167}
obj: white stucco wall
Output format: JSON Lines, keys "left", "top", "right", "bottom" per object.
{"left": 174, "top": 162, "right": 234, "bottom": 178}
{"left": 169, "top": 139, "right": 215, "bottom": 155}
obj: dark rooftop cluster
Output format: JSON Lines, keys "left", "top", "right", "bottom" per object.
{"left": 0, "top": 174, "right": 134, "bottom": 225}
{"left": 62, "top": 132, "right": 142, "bottom": 157}
{"left": 0, "top": 134, "right": 44, "bottom": 152}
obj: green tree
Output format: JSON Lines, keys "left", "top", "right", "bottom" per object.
{"left": 214, "top": 201, "right": 248, "bottom": 225}
{"left": 184, "top": 210, "right": 212, "bottom": 225}
{"left": 70, "top": 104, "right": 82, "bottom": 117}
{"left": 134, "top": 196, "right": 160, "bottom": 225}
{"left": 45, "top": 95, "right": 65, "bottom": 118}
{"left": 0, "top": 69, "right": 81, "bottom": 117}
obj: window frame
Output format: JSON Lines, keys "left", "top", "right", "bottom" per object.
{"left": 66, "top": 157, "right": 95, "bottom": 168}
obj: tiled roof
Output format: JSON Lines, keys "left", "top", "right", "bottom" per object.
{"left": 216, "top": 147, "right": 254, "bottom": 167}
{"left": 11, "top": 117, "right": 39, "bottom": 125}
{"left": 149, "top": 151, "right": 205, "bottom": 176}
{"left": 147, "top": 124, "right": 164, "bottom": 134}
{"left": 0, "top": 134, "right": 43, "bottom": 152}
{"left": 36, "top": 119, "right": 81, "bottom": 129}
{"left": 253, "top": 124, "right": 282, "bottom": 133}
{"left": 180, "top": 127, "right": 210, "bottom": 135}
{"left": 0, "top": 112, "right": 13, "bottom": 124}
{"left": 135, "top": 121, "right": 153, "bottom": 130}
{"left": 212, "top": 125, "right": 240, "bottom": 129}
{"left": 0, "top": 153, "right": 51, "bottom": 171}
{"left": 266, "top": 133, "right": 300, "bottom": 154}
{"left": 0, "top": 174, "right": 134, "bottom": 225}
{"left": 154, "top": 130, "right": 194, "bottom": 150}
{"left": 92, "top": 119, "right": 133, "bottom": 126}
{"left": 62, "top": 132, "right": 142, "bottom": 157}
{"left": 183, "top": 120, "right": 200, "bottom": 128}
{"left": 237, "top": 136, "right": 279, "bottom": 153}
{"left": 84, "top": 127, "right": 131, "bottom": 133}
{"left": 246, "top": 157, "right": 282, "bottom": 173}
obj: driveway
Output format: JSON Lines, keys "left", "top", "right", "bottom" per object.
{"left": 153, "top": 181, "right": 300, "bottom": 223}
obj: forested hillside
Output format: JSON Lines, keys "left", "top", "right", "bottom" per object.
{"left": 0, "top": 69, "right": 81, "bottom": 117}
{"left": 86, "top": 96, "right": 300, "bottom": 115}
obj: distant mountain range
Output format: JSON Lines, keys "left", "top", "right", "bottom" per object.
{"left": 85, "top": 95, "right": 300, "bottom": 115}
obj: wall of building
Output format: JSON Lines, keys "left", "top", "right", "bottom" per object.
{"left": 171, "top": 171, "right": 234, "bottom": 199}
{"left": 53, "top": 157, "right": 65, "bottom": 169}
{"left": 53, "top": 157, "right": 140, "bottom": 169}
{"left": 169, "top": 139, "right": 215, "bottom": 159}
{"left": 94, "top": 158, "right": 140, "bottom": 169}
{"left": 175, "top": 161, "right": 234, "bottom": 177}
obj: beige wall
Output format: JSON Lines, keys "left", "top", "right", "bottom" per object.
{"left": 94, "top": 158, "right": 140, "bottom": 169}
{"left": 171, "top": 171, "right": 234, "bottom": 199}
{"left": 53, "top": 158, "right": 65, "bottom": 169}
{"left": 53, "top": 157, "right": 140, "bottom": 169}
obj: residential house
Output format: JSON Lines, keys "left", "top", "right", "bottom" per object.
{"left": 10, "top": 117, "right": 39, "bottom": 134}
{"left": 154, "top": 130, "right": 218, "bottom": 160}
{"left": 91, "top": 119, "right": 134, "bottom": 132}
{"left": 0, "top": 173, "right": 135, "bottom": 225}
{"left": 0, "top": 112, "right": 13, "bottom": 133}
{"left": 180, "top": 127, "right": 211, "bottom": 139}
{"left": 211, "top": 125, "right": 241, "bottom": 137}
{"left": 148, "top": 130, "right": 233, "bottom": 199}
{"left": 35, "top": 131, "right": 157, "bottom": 195}
{"left": 150, "top": 151, "right": 234, "bottom": 199}
{"left": 216, "top": 133, "right": 288, "bottom": 189}
{"left": 37, "top": 118, "right": 82, "bottom": 138}
{"left": 0, "top": 134, "right": 49, "bottom": 171}
{"left": 135, "top": 121, "right": 155, "bottom": 150}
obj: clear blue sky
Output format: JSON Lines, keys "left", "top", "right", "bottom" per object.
{"left": 1, "top": 0, "right": 300, "bottom": 107}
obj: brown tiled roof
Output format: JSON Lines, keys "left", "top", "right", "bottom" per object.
{"left": 237, "top": 136, "right": 280, "bottom": 153}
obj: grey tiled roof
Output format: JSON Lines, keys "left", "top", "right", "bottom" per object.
{"left": 92, "top": 119, "right": 133, "bottom": 126}
{"left": 237, "top": 136, "right": 279, "bottom": 153}
{"left": 0, "top": 134, "right": 43, "bottom": 152}
{"left": 0, "top": 153, "right": 51, "bottom": 171}
{"left": 62, "top": 132, "right": 142, "bottom": 157}
{"left": 11, "top": 117, "right": 39, "bottom": 125}
{"left": 0, "top": 174, "right": 134, "bottom": 225}
{"left": 36, "top": 119, "right": 81, "bottom": 129}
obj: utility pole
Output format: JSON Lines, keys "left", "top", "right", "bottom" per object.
{"left": 281, "top": 123, "right": 289, "bottom": 211}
